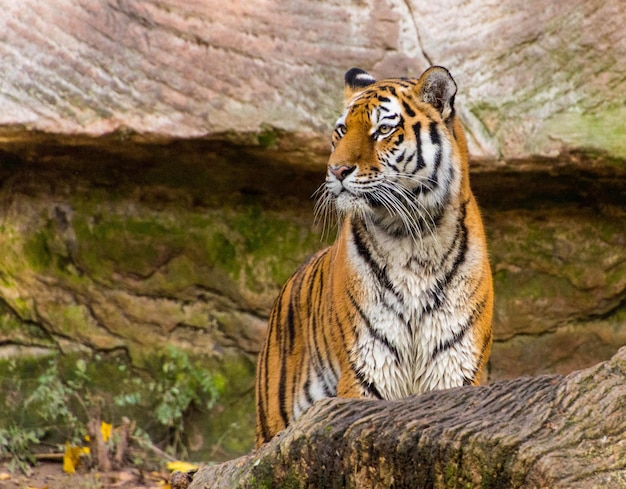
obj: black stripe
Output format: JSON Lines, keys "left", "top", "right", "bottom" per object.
{"left": 438, "top": 199, "right": 469, "bottom": 266}
{"left": 404, "top": 150, "right": 416, "bottom": 168}
{"left": 290, "top": 344, "right": 307, "bottom": 418}
{"left": 303, "top": 377, "right": 315, "bottom": 405}
{"left": 318, "top": 329, "right": 339, "bottom": 396}
{"left": 257, "top": 396, "right": 271, "bottom": 442}
{"left": 353, "top": 365, "right": 383, "bottom": 399}
{"left": 463, "top": 331, "right": 492, "bottom": 386}
{"left": 429, "top": 120, "right": 441, "bottom": 146}
{"left": 312, "top": 260, "right": 339, "bottom": 391}
{"left": 286, "top": 300, "right": 296, "bottom": 353}
{"left": 465, "top": 337, "right": 489, "bottom": 384}
{"left": 272, "top": 289, "right": 291, "bottom": 428}
{"left": 432, "top": 284, "right": 447, "bottom": 311}
{"left": 402, "top": 100, "right": 416, "bottom": 117}
{"left": 347, "top": 288, "right": 400, "bottom": 362}
{"left": 403, "top": 202, "right": 446, "bottom": 237}
{"left": 261, "top": 303, "right": 282, "bottom": 425}
{"left": 262, "top": 311, "right": 276, "bottom": 408}
{"left": 351, "top": 220, "right": 390, "bottom": 287}
{"left": 278, "top": 349, "right": 290, "bottom": 426}
{"left": 305, "top": 253, "right": 339, "bottom": 398}
{"left": 257, "top": 348, "right": 271, "bottom": 442}
{"left": 418, "top": 122, "right": 442, "bottom": 196}
{"left": 303, "top": 265, "right": 318, "bottom": 325}
{"left": 477, "top": 328, "right": 492, "bottom": 367}
{"left": 412, "top": 122, "right": 426, "bottom": 170}
{"left": 477, "top": 329, "right": 492, "bottom": 366}
{"left": 422, "top": 201, "right": 469, "bottom": 312}
{"left": 429, "top": 121, "right": 442, "bottom": 174}
{"left": 431, "top": 296, "right": 488, "bottom": 360}
{"left": 331, "top": 306, "right": 350, "bottom": 354}
{"left": 441, "top": 206, "right": 469, "bottom": 288}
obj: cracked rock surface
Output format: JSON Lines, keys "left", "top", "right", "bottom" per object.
{"left": 1, "top": 0, "right": 625, "bottom": 158}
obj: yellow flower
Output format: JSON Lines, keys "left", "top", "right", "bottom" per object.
{"left": 100, "top": 421, "right": 112, "bottom": 443}
{"left": 166, "top": 461, "right": 198, "bottom": 473}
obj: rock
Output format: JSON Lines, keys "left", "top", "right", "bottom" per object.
{"left": 0, "top": 0, "right": 625, "bottom": 159}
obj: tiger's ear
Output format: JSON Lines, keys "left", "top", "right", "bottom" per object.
{"left": 418, "top": 66, "right": 457, "bottom": 120}
{"left": 344, "top": 68, "right": 376, "bottom": 104}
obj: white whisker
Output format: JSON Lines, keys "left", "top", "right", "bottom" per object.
{"left": 367, "top": 177, "right": 443, "bottom": 250}
{"left": 371, "top": 184, "right": 422, "bottom": 245}
{"left": 313, "top": 184, "right": 337, "bottom": 242}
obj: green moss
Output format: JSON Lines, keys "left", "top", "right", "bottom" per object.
{"left": 66, "top": 201, "right": 322, "bottom": 295}
{"left": 493, "top": 267, "right": 576, "bottom": 304}
{"left": 257, "top": 126, "right": 280, "bottom": 149}
{"left": 205, "top": 231, "right": 239, "bottom": 278}
{"left": 73, "top": 214, "right": 187, "bottom": 279}
{"left": 542, "top": 105, "right": 626, "bottom": 160}
{"left": 0, "top": 349, "right": 250, "bottom": 461}
{"left": 0, "top": 354, "right": 57, "bottom": 430}
{"left": 249, "top": 457, "right": 285, "bottom": 489}
{"left": 229, "top": 207, "right": 323, "bottom": 286}
{"left": 444, "top": 462, "right": 459, "bottom": 486}
{"left": 0, "top": 305, "right": 53, "bottom": 348}
{"left": 44, "top": 303, "right": 96, "bottom": 340}
{"left": 22, "top": 231, "right": 52, "bottom": 271}
{"left": 8, "top": 297, "right": 36, "bottom": 320}
{"left": 0, "top": 300, "right": 23, "bottom": 332}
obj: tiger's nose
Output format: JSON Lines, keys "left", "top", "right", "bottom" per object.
{"left": 329, "top": 165, "right": 356, "bottom": 181}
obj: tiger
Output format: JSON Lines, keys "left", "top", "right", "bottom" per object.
{"left": 255, "top": 66, "right": 493, "bottom": 447}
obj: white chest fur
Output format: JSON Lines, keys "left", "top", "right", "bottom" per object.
{"left": 347, "top": 217, "right": 481, "bottom": 400}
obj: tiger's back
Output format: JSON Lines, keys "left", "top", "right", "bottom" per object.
{"left": 255, "top": 66, "right": 493, "bottom": 447}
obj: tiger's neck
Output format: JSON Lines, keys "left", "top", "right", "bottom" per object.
{"left": 342, "top": 194, "right": 466, "bottom": 271}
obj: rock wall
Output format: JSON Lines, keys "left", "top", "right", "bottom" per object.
{"left": 0, "top": 0, "right": 625, "bottom": 460}
{"left": 2, "top": 0, "right": 625, "bottom": 158}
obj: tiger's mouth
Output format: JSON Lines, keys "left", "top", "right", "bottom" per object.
{"left": 332, "top": 182, "right": 404, "bottom": 215}
{"left": 333, "top": 189, "right": 362, "bottom": 208}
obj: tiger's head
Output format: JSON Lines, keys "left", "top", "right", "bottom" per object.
{"left": 318, "top": 66, "right": 469, "bottom": 238}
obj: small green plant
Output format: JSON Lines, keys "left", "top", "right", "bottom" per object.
{"left": 24, "top": 358, "right": 86, "bottom": 443}
{"left": 117, "top": 345, "right": 225, "bottom": 457}
{"left": 0, "top": 347, "right": 223, "bottom": 472}
{"left": 0, "top": 424, "right": 42, "bottom": 474}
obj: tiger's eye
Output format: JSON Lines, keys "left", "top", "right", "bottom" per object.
{"left": 377, "top": 124, "right": 393, "bottom": 135}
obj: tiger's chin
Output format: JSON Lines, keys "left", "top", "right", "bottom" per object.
{"left": 332, "top": 191, "right": 373, "bottom": 217}
{"left": 333, "top": 192, "right": 417, "bottom": 236}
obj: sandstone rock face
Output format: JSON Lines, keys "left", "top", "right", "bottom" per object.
{"left": 1, "top": 0, "right": 625, "bottom": 159}
{"left": 0, "top": 0, "right": 625, "bottom": 461}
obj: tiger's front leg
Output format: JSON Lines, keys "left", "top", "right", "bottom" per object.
{"left": 336, "top": 365, "right": 367, "bottom": 399}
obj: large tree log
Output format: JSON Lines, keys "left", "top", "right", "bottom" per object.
{"left": 183, "top": 347, "right": 626, "bottom": 488}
